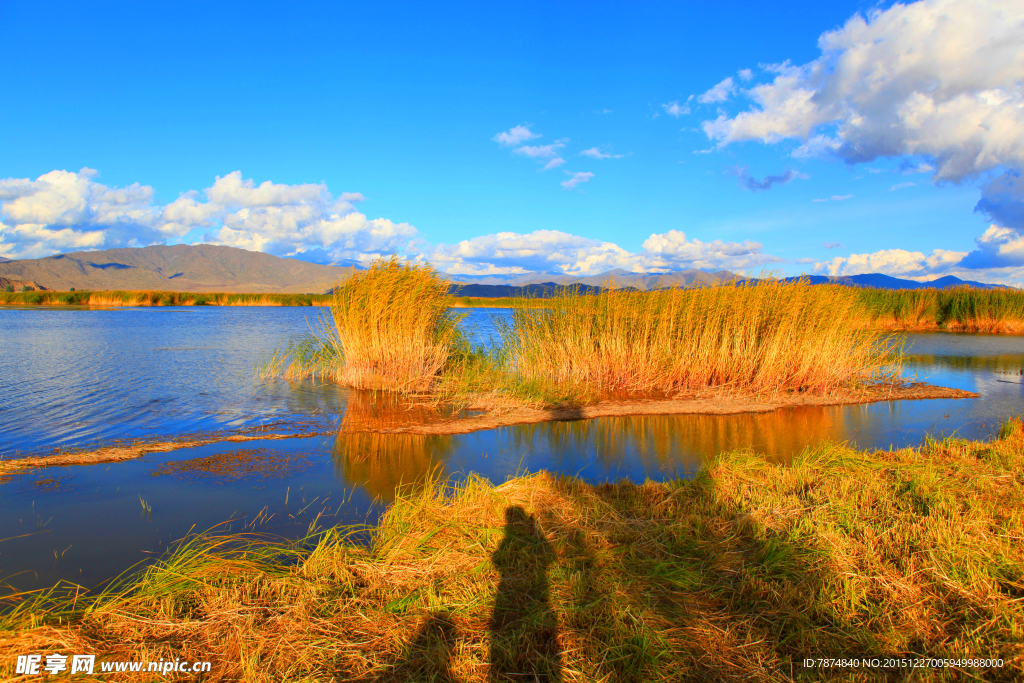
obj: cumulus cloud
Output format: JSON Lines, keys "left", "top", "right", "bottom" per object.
{"left": 731, "top": 166, "right": 808, "bottom": 192}
{"left": 580, "top": 147, "right": 625, "bottom": 160}
{"left": 561, "top": 172, "right": 594, "bottom": 190}
{"left": 0, "top": 168, "right": 186, "bottom": 259}
{"left": 697, "top": 77, "right": 736, "bottom": 104}
{"left": 662, "top": 100, "right": 691, "bottom": 117}
{"left": 492, "top": 124, "right": 540, "bottom": 147}
{"left": 738, "top": 69, "right": 754, "bottom": 81}
{"left": 958, "top": 225, "right": 1024, "bottom": 268}
{"left": 0, "top": 169, "right": 415, "bottom": 263}
{"left": 816, "top": 248, "right": 968, "bottom": 277}
{"left": 513, "top": 141, "right": 567, "bottom": 159}
{"left": 421, "top": 229, "right": 778, "bottom": 276}
{"left": 542, "top": 158, "right": 566, "bottom": 171}
{"left": 700, "top": 0, "right": 1024, "bottom": 184}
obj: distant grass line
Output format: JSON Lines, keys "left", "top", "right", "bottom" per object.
{"left": 3, "top": 284, "right": 1023, "bottom": 334}
{"left": 3, "top": 421, "right": 1022, "bottom": 681}
{"left": 856, "top": 286, "right": 1024, "bottom": 332}
{"left": 0, "top": 290, "right": 332, "bottom": 306}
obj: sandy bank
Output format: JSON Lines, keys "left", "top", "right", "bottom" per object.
{"left": 366, "top": 382, "right": 978, "bottom": 436}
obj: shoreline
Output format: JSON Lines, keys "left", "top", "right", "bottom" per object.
{"left": 4, "top": 423, "right": 1020, "bottom": 680}
{"left": 1, "top": 383, "right": 978, "bottom": 473}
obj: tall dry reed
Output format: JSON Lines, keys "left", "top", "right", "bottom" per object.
{"left": 502, "top": 279, "right": 900, "bottom": 398}
{"left": 262, "top": 257, "right": 463, "bottom": 392}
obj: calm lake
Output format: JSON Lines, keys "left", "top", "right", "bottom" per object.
{"left": 1, "top": 306, "right": 1022, "bottom": 594}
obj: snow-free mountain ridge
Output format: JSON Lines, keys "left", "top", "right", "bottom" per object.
{"left": 0, "top": 245, "right": 1011, "bottom": 294}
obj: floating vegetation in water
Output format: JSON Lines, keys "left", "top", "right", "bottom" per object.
{"left": 150, "top": 449, "right": 316, "bottom": 481}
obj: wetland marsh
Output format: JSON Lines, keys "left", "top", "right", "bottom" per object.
{"left": 1, "top": 274, "right": 1022, "bottom": 680}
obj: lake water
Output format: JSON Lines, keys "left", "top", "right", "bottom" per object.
{"left": 0, "top": 306, "right": 1021, "bottom": 594}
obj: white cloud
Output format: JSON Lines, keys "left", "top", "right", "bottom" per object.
{"left": 561, "top": 172, "right": 594, "bottom": 190}
{"left": 731, "top": 166, "right": 808, "bottom": 192}
{"left": 580, "top": 147, "right": 625, "bottom": 160}
{"left": 792, "top": 134, "right": 842, "bottom": 160}
{"left": 697, "top": 77, "right": 736, "bottom": 104}
{"left": 812, "top": 195, "right": 853, "bottom": 203}
{"left": 542, "top": 157, "right": 566, "bottom": 171}
{"left": 700, "top": 0, "right": 1024, "bottom": 184}
{"left": 0, "top": 169, "right": 416, "bottom": 263}
{"left": 662, "top": 101, "right": 691, "bottom": 117}
{"left": 890, "top": 182, "right": 917, "bottom": 191}
{"left": 959, "top": 224, "right": 1024, "bottom": 268}
{"left": 493, "top": 124, "right": 540, "bottom": 147}
{"left": 823, "top": 242, "right": 844, "bottom": 249}
{"left": 205, "top": 171, "right": 329, "bottom": 207}
{"left": 815, "top": 247, "right": 968, "bottom": 277}
{"left": 738, "top": 69, "right": 754, "bottom": 81}
{"left": 421, "top": 228, "right": 778, "bottom": 276}
{"left": 513, "top": 141, "right": 567, "bottom": 159}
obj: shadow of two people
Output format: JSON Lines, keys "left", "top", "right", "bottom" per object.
{"left": 366, "top": 505, "right": 563, "bottom": 682}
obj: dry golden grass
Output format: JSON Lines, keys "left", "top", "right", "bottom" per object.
{"left": 503, "top": 280, "right": 900, "bottom": 400}
{"left": 4, "top": 422, "right": 1022, "bottom": 681}
{"left": 262, "top": 257, "right": 464, "bottom": 392}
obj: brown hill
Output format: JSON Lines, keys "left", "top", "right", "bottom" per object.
{"left": 0, "top": 244, "right": 358, "bottom": 293}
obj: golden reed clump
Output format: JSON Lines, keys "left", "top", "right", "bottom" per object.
{"left": 262, "top": 256, "right": 463, "bottom": 392}
{"left": 503, "top": 279, "right": 900, "bottom": 397}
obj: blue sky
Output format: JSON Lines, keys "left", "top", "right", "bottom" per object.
{"left": 1, "top": 0, "right": 1022, "bottom": 285}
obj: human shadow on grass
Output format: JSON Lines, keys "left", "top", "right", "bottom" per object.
{"left": 489, "top": 505, "right": 563, "bottom": 682}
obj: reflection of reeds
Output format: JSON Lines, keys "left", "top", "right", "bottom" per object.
{"left": 503, "top": 280, "right": 900, "bottom": 398}
{"left": 508, "top": 405, "right": 854, "bottom": 472}
{"left": 332, "top": 390, "right": 455, "bottom": 502}
{"left": 333, "top": 431, "right": 451, "bottom": 502}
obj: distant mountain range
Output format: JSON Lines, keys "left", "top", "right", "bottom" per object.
{"left": 778, "top": 273, "right": 1009, "bottom": 290}
{"left": 0, "top": 244, "right": 1012, "bottom": 294}
{"left": 0, "top": 244, "right": 358, "bottom": 293}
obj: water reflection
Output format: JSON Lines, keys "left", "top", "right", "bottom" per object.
{"left": 333, "top": 390, "right": 454, "bottom": 501}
